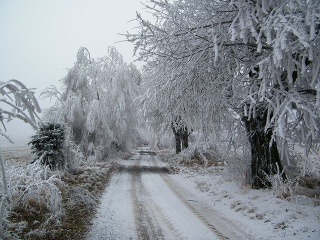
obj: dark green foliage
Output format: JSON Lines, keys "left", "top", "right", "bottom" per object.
{"left": 29, "top": 122, "right": 65, "bottom": 170}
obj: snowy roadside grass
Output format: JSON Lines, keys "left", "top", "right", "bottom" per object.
{"left": 6, "top": 162, "right": 63, "bottom": 239}
{"left": 158, "top": 149, "right": 320, "bottom": 240}
{"left": 51, "top": 162, "right": 116, "bottom": 240}
{"left": 1, "top": 146, "right": 118, "bottom": 239}
{"left": 1, "top": 146, "right": 63, "bottom": 238}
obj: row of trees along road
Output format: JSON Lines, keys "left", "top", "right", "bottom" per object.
{"left": 127, "top": 0, "right": 320, "bottom": 188}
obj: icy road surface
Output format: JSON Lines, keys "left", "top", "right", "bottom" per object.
{"left": 86, "top": 148, "right": 248, "bottom": 240}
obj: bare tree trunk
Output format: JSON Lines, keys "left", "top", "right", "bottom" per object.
{"left": 172, "top": 117, "right": 190, "bottom": 154}
{"left": 243, "top": 110, "right": 286, "bottom": 188}
{"left": 174, "top": 130, "right": 182, "bottom": 154}
{"left": 172, "top": 117, "right": 182, "bottom": 154}
{"left": 181, "top": 127, "right": 189, "bottom": 149}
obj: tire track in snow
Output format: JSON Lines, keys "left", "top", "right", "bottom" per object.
{"left": 86, "top": 172, "right": 137, "bottom": 240}
{"left": 88, "top": 148, "right": 243, "bottom": 239}
{"left": 160, "top": 173, "right": 227, "bottom": 239}
{"left": 141, "top": 170, "right": 219, "bottom": 239}
{"left": 131, "top": 158, "right": 163, "bottom": 239}
{"left": 139, "top": 155, "right": 219, "bottom": 239}
{"left": 158, "top": 164, "right": 249, "bottom": 239}
{"left": 131, "top": 155, "right": 182, "bottom": 239}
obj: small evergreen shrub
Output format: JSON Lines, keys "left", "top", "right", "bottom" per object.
{"left": 29, "top": 122, "right": 65, "bottom": 170}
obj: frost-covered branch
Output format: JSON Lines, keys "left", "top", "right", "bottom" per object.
{"left": 0, "top": 79, "right": 41, "bottom": 237}
{"left": 0, "top": 80, "right": 41, "bottom": 134}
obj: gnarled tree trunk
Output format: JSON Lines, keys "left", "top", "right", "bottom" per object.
{"left": 172, "top": 118, "right": 189, "bottom": 154}
{"left": 242, "top": 109, "right": 286, "bottom": 188}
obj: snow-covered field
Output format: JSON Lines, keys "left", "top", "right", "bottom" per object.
{"left": 87, "top": 147, "right": 320, "bottom": 240}
{"left": 1, "top": 145, "right": 33, "bottom": 165}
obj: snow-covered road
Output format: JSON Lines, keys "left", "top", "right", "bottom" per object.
{"left": 86, "top": 148, "right": 247, "bottom": 239}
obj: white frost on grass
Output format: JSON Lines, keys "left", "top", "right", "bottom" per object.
{"left": 0, "top": 146, "right": 63, "bottom": 237}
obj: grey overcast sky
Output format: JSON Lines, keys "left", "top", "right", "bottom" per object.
{"left": 0, "top": 0, "right": 149, "bottom": 146}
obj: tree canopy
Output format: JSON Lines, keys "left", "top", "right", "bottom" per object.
{"left": 127, "top": 0, "right": 320, "bottom": 187}
{"left": 44, "top": 47, "right": 142, "bottom": 163}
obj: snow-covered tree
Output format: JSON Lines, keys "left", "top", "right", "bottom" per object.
{"left": 44, "top": 47, "right": 142, "bottom": 165}
{"left": 0, "top": 80, "right": 41, "bottom": 238}
{"left": 29, "top": 122, "right": 65, "bottom": 170}
{"left": 127, "top": 0, "right": 320, "bottom": 188}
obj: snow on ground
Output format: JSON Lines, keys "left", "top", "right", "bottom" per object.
{"left": 84, "top": 147, "right": 320, "bottom": 240}
{"left": 1, "top": 145, "right": 32, "bottom": 165}
{"left": 2, "top": 145, "right": 319, "bottom": 239}
{"left": 87, "top": 150, "right": 221, "bottom": 239}
{"left": 163, "top": 153, "right": 320, "bottom": 240}
{"left": 140, "top": 169, "right": 220, "bottom": 239}
{"left": 86, "top": 172, "right": 138, "bottom": 240}
{"left": 86, "top": 146, "right": 319, "bottom": 239}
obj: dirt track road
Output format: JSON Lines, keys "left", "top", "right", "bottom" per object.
{"left": 86, "top": 148, "right": 249, "bottom": 240}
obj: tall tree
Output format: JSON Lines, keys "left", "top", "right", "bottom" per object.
{"left": 44, "top": 47, "right": 142, "bottom": 163}
{"left": 127, "top": 0, "right": 320, "bottom": 188}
